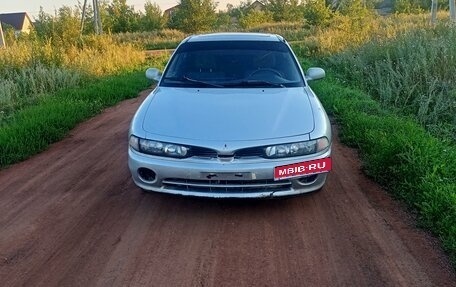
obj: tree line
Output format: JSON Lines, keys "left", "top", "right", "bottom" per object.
{"left": 3, "top": 0, "right": 448, "bottom": 41}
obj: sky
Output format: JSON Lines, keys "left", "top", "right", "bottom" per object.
{"left": 0, "top": 0, "right": 238, "bottom": 19}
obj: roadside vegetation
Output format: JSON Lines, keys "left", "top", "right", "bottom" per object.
{"left": 0, "top": 36, "right": 144, "bottom": 123}
{"left": 1, "top": 0, "right": 454, "bottom": 269}
{"left": 298, "top": 10, "right": 456, "bottom": 266}
{"left": 0, "top": 72, "right": 149, "bottom": 167}
{"left": 113, "top": 29, "right": 185, "bottom": 50}
{"left": 329, "top": 25, "right": 456, "bottom": 142}
{"left": 310, "top": 76, "right": 456, "bottom": 269}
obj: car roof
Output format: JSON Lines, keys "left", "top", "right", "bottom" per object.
{"left": 186, "top": 33, "right": 283, "bottom": 43}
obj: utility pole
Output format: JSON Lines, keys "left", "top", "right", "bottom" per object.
{"left": 430, "top": 0, "right": 437, "bottom": 24}
{"left": 80, "top": 0, "right": 103, "bottom": 35}
{"left": 450, "top": 0, "right": 456, "bottom": 22}
{"left": 81, "top": 0, "right": 88, "bottom": 34}
{"left": 93, "top": 0, "right": 103, "bottom": 34}
{"left": 0, "top": 22, "right": 5, "bottom": 48}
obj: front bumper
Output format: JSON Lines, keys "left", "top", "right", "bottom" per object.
{"left": 128, "top": 148, "right": 331, "bottom": 198}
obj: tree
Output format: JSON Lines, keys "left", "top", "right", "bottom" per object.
{"left": 168, "top": 0, "right": 217, "bottom": 33}
{"left": 141, "top": 1, "right": 165, "bottom": 31}
{"left": 302, "top": 0, "right": 333, "bottom": 27}
{"left": 215, "top": 11, "right": 232, "bottom": 29}
{"left": 337, "top": 0, "right": 373, "bottom": 18}
{"left": 239, "top": 10, "right": 274, "bottom": 28}
{"left": 392, "top": 0, "right": 428, "bottom": 13}
{"left": 55, "top": 6, "right": 81, "bottom": 43}
{"left": 34, "top": 6, "right": 81, "bottom": 45}
{"left": 266, "top": 0, "right": 303, "bottom": 22}
{"left": 228, "top": 1, "right": 256, "bottom": 19}
{"left": 106, "top": 0, "right": 140, "bottom": 33}
{"left": 34, "top": 7, "right": 54, "bottom": 40}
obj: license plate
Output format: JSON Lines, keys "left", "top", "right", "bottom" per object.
{"left": 200, "top": 172, "right": 255, "bottom": 180}
{"left": 274, "top": 158, "right": 332, "bottom": 180}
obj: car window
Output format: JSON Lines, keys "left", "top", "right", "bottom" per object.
{"left": 161, "top": 40, "right": 305, "bottom": 88}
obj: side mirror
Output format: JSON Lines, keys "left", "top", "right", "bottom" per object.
{"left": 305, "top": 67, "right": 325, "bottom": 81}
{"left": 146, "top": 68, "right": 162, "bottom": 82}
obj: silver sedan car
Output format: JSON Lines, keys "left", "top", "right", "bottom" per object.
{"left": 128, "top": 33, "right": 332, "bottom": 198}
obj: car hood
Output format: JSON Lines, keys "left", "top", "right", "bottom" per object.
{"left": 142, "top": 87, "right": 314, "bottom": 141}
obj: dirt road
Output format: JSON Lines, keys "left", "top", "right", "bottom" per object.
{"left": 0, "top": 90, "right": 454, "bottom": 287}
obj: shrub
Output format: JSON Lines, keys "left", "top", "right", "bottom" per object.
{"left": 239, "top": 10, "right": 274, "bottom": 29}
{"left": 302, "top": 0, "right": 333, "bottom": 27}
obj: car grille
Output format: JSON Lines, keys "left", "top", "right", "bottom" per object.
{"left": 233, "top": 147, "right": 264, "bottom": 158}
{"left": 162, "top": 178, "right": 292, "bottom": 193}
{"left": 188, "top": 146, "right": 218, "bottom": 158}
{"left": 188, "top": 146, "right": 265, "bottom": 158}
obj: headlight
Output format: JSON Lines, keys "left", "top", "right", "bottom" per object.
{"left": 129, "top": 136, "right": 189, "bottom": 158}
{"left": 264, "top": 137, "right": 329, "bottom": 158}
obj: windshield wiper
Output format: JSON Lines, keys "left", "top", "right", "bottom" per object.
{"left": 222, "top": 80, "right": 285, "bottom": 88}
{"left": 162, "top": 76, "right": 223, "bottom": 88}
{"left": 182, "top": 76, "right": 224, "bottom": 88}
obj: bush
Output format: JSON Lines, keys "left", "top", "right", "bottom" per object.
{"left": 303, "top": 0, "right": 333, "bottom": 27}
{"left": 239, "top": 10, "right": 274, "bottom": 29}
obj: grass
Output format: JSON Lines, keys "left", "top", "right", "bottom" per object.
{"left": 244, "top": 22, "right": 312, "bottom": 42}
{"left": 0, "top": 45, "right": 168, "bottom": 168}
{"left": 298, "top": 13, "right": 456, "bottom": 269}
{"left": 113, "top": 29, "right": 185, "bottom": 50}
{"left": 0, "top": 35, "right": 146, "bottom": 125}
{"left": 296, "top": 14, "right": 456, "bottom": 263}
{"left": 304, "top": 12, "right": 431, "bottom": 56}
{"left": 325, "top": 23, "right": 456, "bottom": 142}
{"left": 0, "top": 70, "right": 150, "bottom": 168}
{"left": 309, "top": 74, "right": 456, "bottom": 268}
{"left": 0, "top": 36, "right": 144, "bottom": 76}
{"left": 0, "top": 64, "right": 83, "bottom": 125}
{"left": 0, "top": 30, "right": 169, "bottom": 168}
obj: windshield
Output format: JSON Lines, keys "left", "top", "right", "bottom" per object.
{"left": 161, "top": 40, "right": 305, "bottom": 88}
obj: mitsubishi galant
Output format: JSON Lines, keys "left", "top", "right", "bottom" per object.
{"left": 128, "top": 33, "right": 332, "bottom": 198}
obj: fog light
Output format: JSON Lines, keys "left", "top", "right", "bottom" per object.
{"left": 297, "top": 174, "right": 318, "bottom": 184}
{"left": 138, "top": 168, "right": 156, "bottom": 182}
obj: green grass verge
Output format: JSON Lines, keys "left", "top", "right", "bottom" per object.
{"left": 309, "top": 76, "right": 456, "bottom": 268}
{"left": 0, "top": 70, "right": 149, "bottom": 168}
